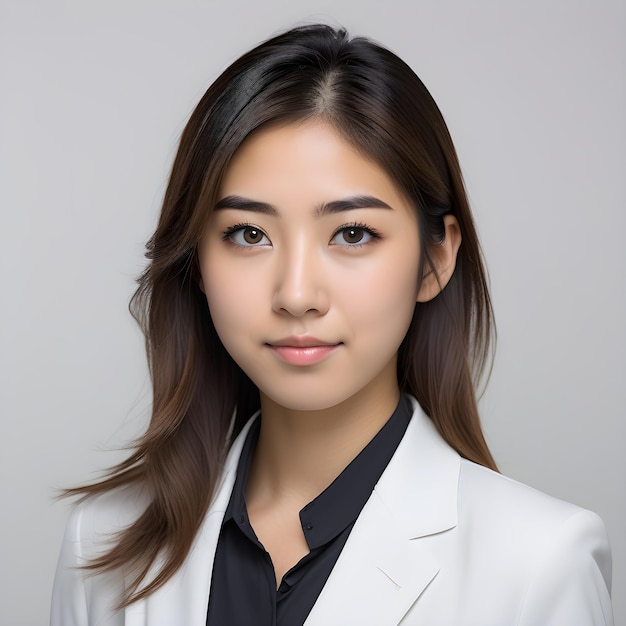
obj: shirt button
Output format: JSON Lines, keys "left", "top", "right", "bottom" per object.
{"left": 239, "top": 514, "right": 245, "bottom": 524}
{"left": 305, "top": 522, "right": 313, "bottom": 530}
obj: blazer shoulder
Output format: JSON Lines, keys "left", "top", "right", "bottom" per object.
{"left": 456, "top": 459, "right": 613, "bottom": 624}
{"left": 457, "top": 458, "right": 601, "bottom": 526}
{"left": 65, "top": 484, "right": 150, "bottom": 556}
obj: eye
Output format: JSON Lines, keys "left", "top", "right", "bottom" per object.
{"left": 223, "top": 224, "right": 271, "bottom": 247}
{"left": 330, "top": 224, "right": 380, "bottom": 246}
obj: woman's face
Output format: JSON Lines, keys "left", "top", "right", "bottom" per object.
{"left": 198, "top": 119, "right": 421, "bottom": 413}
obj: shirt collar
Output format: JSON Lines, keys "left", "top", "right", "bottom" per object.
{"left": 299, "top": 396, "right": 411, "bottom": 549}
{"left": 224, "top": 395, "right": 412, "bottom": 550}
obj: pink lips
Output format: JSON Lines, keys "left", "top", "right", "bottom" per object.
{"left": 267, "top": 337, "right": 341, "bottom": 366}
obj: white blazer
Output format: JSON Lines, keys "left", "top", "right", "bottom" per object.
{"left": 51, "top": 398, "right": 614, "bottom": 625}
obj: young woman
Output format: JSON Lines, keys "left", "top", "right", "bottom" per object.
{"left": 51, "top": 24, "right": 613, "bottom": 625}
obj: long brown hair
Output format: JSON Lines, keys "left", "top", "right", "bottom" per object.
{"left": 67, "top": 24, "right": 496, "bottom": 607}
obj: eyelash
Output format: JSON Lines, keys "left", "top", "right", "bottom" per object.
{"left": 221, "top": 223, "right": 270, "bottom": 248}
{"left": 221, "top": 221, "right": 382, "bottom": 248}
{"left": 330, "top": 222, "right": 382, "bottom": 247}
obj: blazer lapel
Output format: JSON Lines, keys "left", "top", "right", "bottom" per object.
{"left": 128, "top": 400, "right": 458, "bottom": 626}
{"left": 131, "top": 414, "right": 258, "bottom": 626}
{"left": 305, "top": 398, "right": 460, "bottom": 626}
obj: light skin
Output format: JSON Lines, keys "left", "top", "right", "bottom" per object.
{"left": 197, "top": 119, "right": 461, "bottom": 584}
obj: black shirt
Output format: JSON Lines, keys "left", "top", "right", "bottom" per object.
{"left": 206, "top": 396, "right": 412, "bottom": 626}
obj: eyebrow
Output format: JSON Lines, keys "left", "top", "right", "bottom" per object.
{"left": 214, "top": 194, "right": 393, "bottom": 216}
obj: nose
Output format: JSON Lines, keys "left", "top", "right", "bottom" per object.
{"left": 271, "top": 239, "right": 329, "bottom": 317}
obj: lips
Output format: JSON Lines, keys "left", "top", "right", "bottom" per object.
{"left": 266, "top": 337, "right": 342, "bottom": 365}
{"left": 268, "top": 336, "right": 339, "bottom": 347}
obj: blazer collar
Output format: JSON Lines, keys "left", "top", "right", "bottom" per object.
{"left": 133, "top": 399, "right": 460, "bottom": 626}
{"left": 375, "top": 395, "right": 459, "bottom": 539}
{"left": 126, "top": 412, "right": 259, "bottom": 626}
{"left": 304, "top": 396, "right": 460, "bottom": 626}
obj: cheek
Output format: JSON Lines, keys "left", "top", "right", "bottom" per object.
{"left": 200, "top": 258, "right": 251, "bottom": 347}
{"left": 339, "top": 249, "right": 420, "bottom": 341}
{"left": 357, "top": 238, "right": 419, "bottom": 293}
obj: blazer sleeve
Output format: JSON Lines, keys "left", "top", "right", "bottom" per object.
{"left": 517, "top": 508, "right": 614, "bottom": 626}
{"left": 50, "top": 505, "right": 90, "bottom": 626}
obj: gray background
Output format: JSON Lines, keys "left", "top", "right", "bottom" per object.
{"left": 1, "top": 0, "right": 624, "bottom": 624}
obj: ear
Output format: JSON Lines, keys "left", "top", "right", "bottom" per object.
{"left": 417, "top": 214, "right": 462, "bottom": 303}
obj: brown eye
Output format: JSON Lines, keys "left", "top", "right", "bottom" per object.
{"left": 342, "top": 227, "right": 364, "bottom": 244}
{"left": 243, "top": 227, "right": 263, "bottom": 244}
{"left": 226, "top": 225, "right": 270, "bottom": 247}
{"left": 331, "top": 225, "right": 376, "bottom": 246}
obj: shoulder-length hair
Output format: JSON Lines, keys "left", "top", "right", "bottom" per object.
{"left": 69, "top": 23, "right": 496, "bottom": 607}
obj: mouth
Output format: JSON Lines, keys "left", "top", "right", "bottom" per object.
{"left": 268, "top": 336, "right": 339, "bottom": 348}
{"left": 266, "top": 337, "right": 342, "bottom": 366}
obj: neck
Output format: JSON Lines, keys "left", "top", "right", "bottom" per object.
{"left": 246, "top": 382, "right": 400, "bottom": 510}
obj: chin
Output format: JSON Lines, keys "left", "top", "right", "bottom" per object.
{"left": 260, "top": 387, "right": 358, "bottom": 414}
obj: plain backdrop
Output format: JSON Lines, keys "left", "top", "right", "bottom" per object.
{"left": 1, "top": 0, "right": 624, "bottom": 624}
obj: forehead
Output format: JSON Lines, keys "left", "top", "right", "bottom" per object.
{"left": 218, "top": 119, "right": 412, "bottom": 213}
